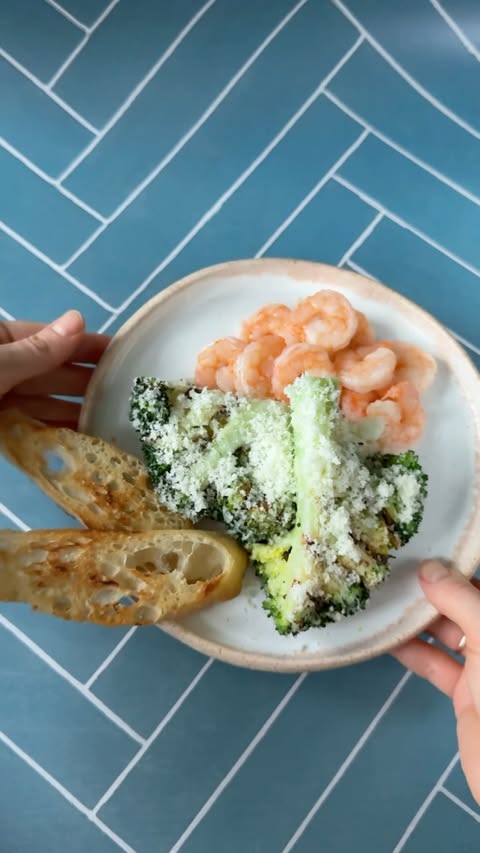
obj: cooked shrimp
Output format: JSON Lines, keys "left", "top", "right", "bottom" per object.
{"left": 358, "top": 340, "right": 436, "bottom": 393}
{"left": 271, "top": 343, "right": 335, "bottom": 402}
{"left": 240, "top": 303, "right": 295, "bottom": 344}
{"left": 386, "top": 341, "right": 436, "bottom": 392}
{"left": 349, "top": 311, "right": 376, "bottom": 348}
{"left": 335, "top": 345, "right": 397, "bottom": 394}
{"left": 340, "top": 388, "right": 377, "bottom": 420}
{"left": 195, "top": 336, "right": 246, "bottom": 392}
{"left": 288, "top": 290, "right": 358, "bottom": 352}
{"left": 235, "top": 335, "right": 285, "bottom": 398}
{"left": 367, "top": 381, "right": 425, "bottom": 450}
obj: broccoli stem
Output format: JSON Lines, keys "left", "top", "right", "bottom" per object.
{"left": 256, "top": 376, "right": 396, "bottom": 634}
{"left": 287, "top": 376, "right": 340, "bottom": 541}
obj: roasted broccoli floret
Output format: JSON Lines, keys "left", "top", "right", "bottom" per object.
{"left": 365, "top": 450, "right": 428, "bottom": 546}
{"left": 129, "top": 377, "right": 296, "bottom": 545}
{"left": 130, "top": 374, "right": 427, "bottom": 637}
{"left": 252, "top": 376, "right": 427, "bottom": 635}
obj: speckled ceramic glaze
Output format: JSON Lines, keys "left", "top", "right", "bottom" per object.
{"left": 81, "top": 259, "right": 480, "bottom": 672}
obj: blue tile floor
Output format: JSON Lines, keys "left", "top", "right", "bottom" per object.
{"left": 1, "top": 1, "right": 479, "bottom": 851}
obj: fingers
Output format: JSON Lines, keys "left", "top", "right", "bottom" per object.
{"left": 420, "top": 562, "right": 480, "bottom": 652}
{"left": 0, "top": 320, "right": 109, "bottom": 365}
{"left": 0, "top": 312, "right": 84, "bottom": 396}
{"left": 13, "top": 364, "right": 94, "bottom": 398}
{"left": 427, "top": 618, "right": 464, "bottom": 654}
{"left": 0, "top": 316, "right": 81, "bottom": 345}
{"left": 425, "top": 579, "right": 480, "bottom": 652}
{"left": 71, "top": 332, "right": 110, "bottom": 365}
{"left": 0, "top": 395, "right": 81, "bottom": 425}
{"left": 457, "top": 708, "right": 480, "bottom": 806}
{"left": 392, "top": 637, "right": 462, "bottom": 697}
{"left": 0, "top": 321, "right": 39, "bottom": 344}
{"left": 421, "top": 563, "right": 480, "bottom": 714}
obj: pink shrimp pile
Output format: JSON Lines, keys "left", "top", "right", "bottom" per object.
{"left": 194, "top": 290, "right": 436, "bottom": 451}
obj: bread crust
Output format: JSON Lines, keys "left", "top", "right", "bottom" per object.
{"left": 0, "top": 528, "right": 247, "bottom": 625}
{"left": 0, "top": 410, "right": 190, "bottom": 532}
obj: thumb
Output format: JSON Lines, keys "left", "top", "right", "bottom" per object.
{"left": 420, "top": 560, "right": 480, "bottom": 714}
{"left": 0, "top": 310, "right": 84, "bottom": 396}
{"left": 419, "top": 561, "right": 480, "bottom": 645}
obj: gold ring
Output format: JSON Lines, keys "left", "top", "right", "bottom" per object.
{"left": 457, "top": 635, "right": 467, "bottom": 653}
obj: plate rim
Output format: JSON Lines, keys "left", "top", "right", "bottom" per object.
{"left": 81, "top": 257, "right": 480, "bottom": 672}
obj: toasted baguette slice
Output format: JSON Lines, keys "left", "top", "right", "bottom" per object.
{"left": 0, "top": 528, "right": 247, "bottom": 625}
{"left": 0, "top": 410, "right": 190, "bottom": 532}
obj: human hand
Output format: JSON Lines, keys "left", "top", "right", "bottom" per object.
{"left": 0, "top": 311, "right": 109, "bottom": 429}
{"left": 392, "top": 561, "right": 480, "bottom": 805}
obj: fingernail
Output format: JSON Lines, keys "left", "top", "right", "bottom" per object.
{"left": 420, "top": 560, "right": 450, "bottom": 583}
{"left": 51, "top": 310, "right": 84, "bottom": 337}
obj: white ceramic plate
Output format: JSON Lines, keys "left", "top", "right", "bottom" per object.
{"left": 81, "top": 259, "right": 480, "bottom": 672}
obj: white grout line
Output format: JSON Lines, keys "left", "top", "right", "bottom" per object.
{"left": 43, "top": 0, "right": 89, "bottom": 32}
{"left": 0, "top": 731, "right": 88, "bottom": 815}
{"left": 170, "top": 673, "right": 307, "bottom": 852}
{"left": 282, "top": 671, "right": 412, "bottom": 853}
{"left": 346, "top": 259, "right": 375, "bottom": 279}
{"left": 440, "top": 787, "right": 480, "bottom": 823}
{"left": 0, "top": 222, "right": 115, "bottom": 313}
{"left": 90, "top": 817, "right": 136, "bottom": 853}
{"left": 61, "top": 0, "right": 312, "bottom": 269}
{"left": 0, "top": 729, "right": 90, "bottom": 814}
{"left": 338, "top": 211, "right": 383, "bottom": 266}
{"left": 332, "top": 0, "right": 480, "bottom": 140}
{"left": 96, "top": 310, "right": 121, "bottom": 334}
{"left": 255, "top": 128, "right": 369, "bottom": 256}
{"left": 448, "top": 329, "right": 480, "bottom": 358}
{"left": 0, "top": 48, "right": 99, "bottom": 135}
{"left": 84, "top": 0, "right": 121, "bottom": 32}
{"left": 392, "top": 753, "right": 460, "bottom": 852}
{"left": 0, "top": 138, "right": 105, "bottom": 222}
{"left": 85, "top": 627, "right": 137, "bottom": 689}
{"left": 0, "top": 306, "right": 15, "bottom": 321}
{"left": 0, "top": 730, "right": 135, "bottom": 851}
{"left": 58, "top": 0, "right": 217, "bottom": 182}
{"left": 323, "top": 89, "right": 480, "bottom": 209}
{"left": 93, "top": 658, "right": 213, "bottom": 815}
{"left": 89, "top": 816, "right": 135, "bottom": 853}
{"left": 0, "top": 615, "right": 145, "bottom": 746}
{"left": 48, "top": 0, "right": 166, "bottom": 91}
{"left": 48, "top": 33, "right": 89, "bottom": 89}
{"left": 429, "top": 0, "right": 480, "bottom": 63}
{"left": 0, "top": 502, "right": 30, "bottom": 531}
{"left": 43, "top": 0, "right": 121, "bottom": 91}
{"left": 333, "top": 173, "right": 480, "bottom": 282}
{"left": 95, "top": 35, "right": 364, "bottom": 329}
{"left": 346, "top": 261, "right": 480, "bottom": 359}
